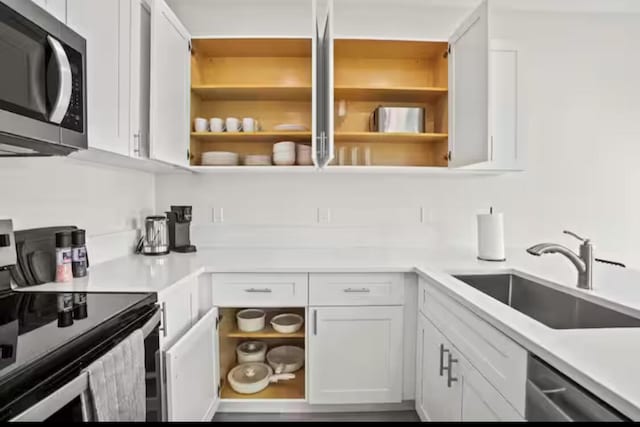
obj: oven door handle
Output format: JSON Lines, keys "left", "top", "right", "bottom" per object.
{"left": 47, "top": 35, "right": 72, "bottom": 124}
{"left": 142, "top": 309, "right": 161, "bottom": 338}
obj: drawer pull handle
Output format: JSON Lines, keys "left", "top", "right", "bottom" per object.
{"left": 159, "top": 302, "right": 167, "bottom": 338}
{"left": 343, "top": 287, "right": 371, "bottom": 293}
{"left": 245, "top": 288, "right": 272, "bottom": 293}
{"left": 445, "top": 353, "right": 459, "bottom": 388}
{"left": 439, "top": 343, "right": 449, "bottom": 376}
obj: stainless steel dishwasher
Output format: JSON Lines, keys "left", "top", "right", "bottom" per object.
{"left": 526, "top": 355, "right": 628, "bottom": 422}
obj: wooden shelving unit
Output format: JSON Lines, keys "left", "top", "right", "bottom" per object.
{"left": 334, "top": 86, "right": 447, "bottom": 102}
{"left": 189, "top": 38, "right": 312, "bottom": 166}
{"left": 221, "top": 368, "right": 305, "bottom": 400}
{"left": 334, "top": 39, "right": 450, "bottom": 167}
{"left": 192, "top": 85, "right": 311, "bottom": 101}
{"left": 191, "top": 131, "right": 311, "bottom": 143}
{"left": 334, "top": 132, "right": 448, "bottom": 143}
{"left": 225, "top": 326, "right": 305, "bottom": 339}
{"left": 218, "top": 307, "right": 306, "bottom": 401}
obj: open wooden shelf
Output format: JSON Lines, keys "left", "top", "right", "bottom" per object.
{"left": 225, "top": 325, "right": 305, "bottom": 339}
{"left": 192, "top": 85, "right": 311, "bottom": 101}
{"left": 221, "top": 368, "right": 305, "bottom": 400}
{"left": 191, "top": 131, "right": 311, "bottom": 143}
{"left": 335, "top": 86, "right": 447, "bottom": 102}
{"left": 335, "top": 132, "right": 448, "bottom": 143}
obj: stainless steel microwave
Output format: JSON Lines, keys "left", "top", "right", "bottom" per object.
{"left": 0, "top": 0, "right": 86, "bottom": 156}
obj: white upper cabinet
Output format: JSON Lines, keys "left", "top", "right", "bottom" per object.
{"left": 149, "top": 0, "right": 191, "bottom": 167}
{"left": 130, "top": 0, "right": 152, "bottom": 158}
{"left": 165, "top": 0, "right": 313, "bottom": 38}
{"left": 448, "top": 1, "right": 490, "bottom": 167}
{"left": 31, "top": 0, "right": 67, "bottom": 23}
{"left": 67, "top": 0, "right": 132, "bottom": 157}
{"left": 313, "top": 0, "right": 334, "bottom": 168}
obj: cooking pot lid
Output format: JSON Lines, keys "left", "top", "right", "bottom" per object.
{"left": 229, "top": 363, "right": 271, "bottom": 384}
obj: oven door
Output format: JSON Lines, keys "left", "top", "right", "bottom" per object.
{"left": 0, "top": 0, "right": 86, "bottom": 155}
{"left": 10, "top": 308, "right": 163, "bottom": 422}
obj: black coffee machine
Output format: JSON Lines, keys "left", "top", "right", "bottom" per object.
{"left": 166, "top": 206, "right": 197, "bottom": 253}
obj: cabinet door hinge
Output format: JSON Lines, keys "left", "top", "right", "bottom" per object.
{"left": 188, "top": 40, "right": 192, "bottom": 52}
{"left": 215, "top": 314, "right": 221, "bottom": 330}
{"left": 217, "top": 382, "right": 221, "bottom": 397}
{"left": 444, "top": 44, "right": 451, "bottom": 58}
{"left": 447, "top": 151, "right": 452, "bottom": 162}
{"left": 187, "top": 149, "right": 191, "bottom": 161}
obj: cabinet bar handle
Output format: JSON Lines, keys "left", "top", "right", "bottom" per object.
{"left": 159, "top": 302, "right": 167, "bottom": 338}
{"left": 439, "top": 343, "right": 449, "bottom": 376}
{"left": 313, "top": 310, "right": 317, "bottom": 335}
{"left": 446, "top": 353, "right": 459, "bottom": 388}
{"left": 343, "top": 287, "right": 370, "bottom": 293}
{"left": 244, "top": 288, "right": 272, "bottom": 293}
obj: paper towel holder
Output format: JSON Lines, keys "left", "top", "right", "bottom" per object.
{"left": 477, "top": 207, "right": 506, "bottom": 262}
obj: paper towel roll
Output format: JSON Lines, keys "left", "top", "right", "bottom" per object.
{"left": 477, "top": 212, "right": 505, "bottom": 261}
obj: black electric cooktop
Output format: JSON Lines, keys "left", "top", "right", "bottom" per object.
{"left": 0, "top": 280, "right": 156, "bottom": 420}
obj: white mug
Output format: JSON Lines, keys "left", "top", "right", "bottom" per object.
{"left": 226, "top": 117, "right": 242, "bottom": 133}
{"left": 209, "top": 117, "right": 225, "bottom": 133}
{"left": 194, "top": 117, "right": 208, "bottom": 132}
{"left": 242, "top": 117, "right": 259, "bottom": 132}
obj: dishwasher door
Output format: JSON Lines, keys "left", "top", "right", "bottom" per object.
{"left": 526, "top": 355, "right": 627, "bottom": 422}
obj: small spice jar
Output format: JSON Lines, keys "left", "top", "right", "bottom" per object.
{"left": 55, "top": 231, "right": 73, "bottom": 283}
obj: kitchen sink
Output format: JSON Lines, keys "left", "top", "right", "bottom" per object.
{"left": 453, "top": 273, "right": 640, "bottom": 329}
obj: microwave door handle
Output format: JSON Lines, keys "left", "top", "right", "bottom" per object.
{"left": 47, "top": 35, "right": 72, "bottom": 124}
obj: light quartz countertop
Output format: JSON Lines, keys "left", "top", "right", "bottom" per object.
{"left": 20, "top": 246, "right": 640, "bottom": 419}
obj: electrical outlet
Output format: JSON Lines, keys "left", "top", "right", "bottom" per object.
{"left": 317, "top": 207, "right": 331, "bottom": 224}
{"left": 211, "top": 207, "right": 224, "bottom": 223}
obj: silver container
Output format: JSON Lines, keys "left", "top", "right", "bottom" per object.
{"left": 369, "top": 106, "right": 425, "bottom": 133}
{"left": 141, "top": 216, "right": 169, "bottom": 255}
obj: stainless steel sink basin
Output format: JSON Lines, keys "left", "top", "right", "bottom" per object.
{"left": 453, "top": 273, "right": 640, "bottom": 329}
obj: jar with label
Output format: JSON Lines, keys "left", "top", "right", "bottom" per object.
{"left": 55, "top": 232, "right": 73, "bottom": 283}
{"left": 71, "top": 229, "right": 88, "bottom": 278}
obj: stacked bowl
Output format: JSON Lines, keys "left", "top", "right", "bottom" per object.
{"left": 296, "top": 144, "right": 312, "bottom": 165}
{"left": 273, "top": 141, "right": 296, "bottom": 166}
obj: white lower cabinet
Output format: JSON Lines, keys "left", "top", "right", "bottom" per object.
{"left": 416, "top": 313, "right": 462, "bottom": 421}
{"left": 416, "top": 313, "right": 524, "bottom": 422}
{"left": 164, "top": 306, "right": 220, "bottom": 421}
{"left": 308, "top": 306, "right": 404, "bottom": 404}
{"left": 158, "top": 277, "right": 198, "bottom": 350}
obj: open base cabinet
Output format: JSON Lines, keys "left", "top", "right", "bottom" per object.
{"left": 218, "top": 308, "right": 306, "bottom": 400}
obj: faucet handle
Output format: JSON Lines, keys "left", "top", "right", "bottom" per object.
{"left": 563, "top": 230, "right": 590, "bottom": 244}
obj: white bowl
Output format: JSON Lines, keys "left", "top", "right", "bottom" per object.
{"left": 296, "top": 144, "right": 311, "bottom": 152}
{"left": 273, "top": 141, "right": 296, "bottom": 153}
{"left": 273, "top": 155, "right": 296, "bottom": 166}
{"left": 244, "top": 155, "right": 272, "bottom": 166}
{"left": 270, "top": 313, "right": 304, "bottom": 334}
{"left": 236, "top": 309, "right": 266, "bottom": 332}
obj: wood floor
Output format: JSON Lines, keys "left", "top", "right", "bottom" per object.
{"left": 212, "top": 411, "right": 420, "bottom": 422}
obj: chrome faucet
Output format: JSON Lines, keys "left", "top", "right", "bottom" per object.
{"left": 526, "top": 230, "right": 594, "bottom": 290}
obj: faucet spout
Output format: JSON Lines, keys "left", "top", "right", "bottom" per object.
{"left": 526, "top": 243, "right": 586, "bottom": 273}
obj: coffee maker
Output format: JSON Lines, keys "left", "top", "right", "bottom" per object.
{"left": 166, "top": 206, "right": 197, "bottom": 253}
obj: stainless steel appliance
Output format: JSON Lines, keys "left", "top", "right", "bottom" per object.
{"left": 0, "top": 220, "right": 162, "bottom": 421}
{"left": 0, "top": 0, "right": 86, "bottom": 156}
{"left": 166, "top": 206, "right": 196, "bottom": 253}
{"left": 137, "top": 216, "right": 170, "bottom": 256}
{"left": 369, "top": 106, "right": 425, "bottom": 133}
{"left": 526, "top": 354, "right": 628, "bottom": 421}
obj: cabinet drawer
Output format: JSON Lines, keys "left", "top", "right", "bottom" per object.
{"left": 423, "top": 279, "right": 527, "bottom": 415}
{"left": 211, "top": 273, "right": 308, "bottom": 307}
{"left": 309, "top": 273, "right": 404, "bottom": 306}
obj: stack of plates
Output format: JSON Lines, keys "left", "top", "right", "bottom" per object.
{"left": 201, "top": 151, "right": 239, "bottom": 166}
{"left": 244, "top": 154, "right": 272, "bottom": 166}
{"left": 274, "top": 124, "right": 307, "bottom": 132}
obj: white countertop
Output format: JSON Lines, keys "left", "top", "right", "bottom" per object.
{"left": 19, "top": 246, "right": 640, "bottom": 419}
